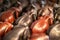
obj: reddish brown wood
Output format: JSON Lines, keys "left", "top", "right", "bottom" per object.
{"left": 0, "top": 7, "right": 19, "bottom": 23}
{"left": 31, "top": 15, "right": 53, "bottom": 34}
{"left": 0, "top": 22, "right": 13, "bottom": 36}
{"left": 30, "top": 33, "right": 49, "bottom": 40}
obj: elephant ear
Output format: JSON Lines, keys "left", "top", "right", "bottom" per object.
{"left": 46, "top": 23, "right": 55, "bottom": 35}
{"left": 49, "top": 23, "right": 60, "bottom": 40}
{"left": 32, "top": 14, "right": 37, "bottom": 21}
{"left": 54, "top": 8, "right": 60, "bottom": 24}
{"left": 46, "top": 23, "right": 60, "bottom": 35}
{"left": 2, "top": 26, "right": 26, "bottom": 40}
{"left": 14, "top": 16, "right": 22, "bottom": 25}
{"left": 22, "top": 27, "right": 31, "bottom": 40}
{"left": 14, "top": 13, "right": 27, "bottom": 25}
